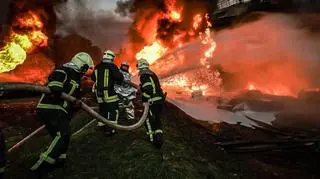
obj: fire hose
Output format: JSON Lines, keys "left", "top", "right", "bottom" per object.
{"left": 0, "top": 82, "right": 150, "bottom": 152}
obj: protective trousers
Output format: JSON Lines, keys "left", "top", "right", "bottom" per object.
{"left": 145, "top": 103, "right": 163, "bottom": 149}
{"left": 0, "top": 129, "right": 5, "bottom": 179}
{"left": 119, "top": 99, "right": 135, "bottom": 120}
{"left": 99, "top": 102, "right": 119, "bottom": 133}
{"left": 31, "top": 109, "right": 71, "bottom": 171}
{"left": 124, "top": 101, "right": 135, "bottom": 120}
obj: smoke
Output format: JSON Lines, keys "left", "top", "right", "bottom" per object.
{"left": 54, "top": 0, "right": 132, "bottom": 51}
{"left": 212, "top": 12, "right": 320, "bottom": 91}
{"left": 153, "top": 12, "right": 320, "bottom": 97}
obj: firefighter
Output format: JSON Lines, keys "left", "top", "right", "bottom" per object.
{"left": 0, "top": 128, "right": 5, "bottom": 179}
{"left": 114, "top": 61, "right": 136, "bottom": 120}
{"left": 137, "top": 58, "right": 165, "bottom": 149}
{"left": 92, "top": 50, "right": 124, "bottom": 136}
{"left": 30, "top": 52, "right": 94, "bottom": 174}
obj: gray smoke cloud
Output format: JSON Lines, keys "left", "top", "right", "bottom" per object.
{"left": 54, "top": 0, "right": 132, "bottom": 51}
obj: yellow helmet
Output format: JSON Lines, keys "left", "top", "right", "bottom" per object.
{"left": 103, "top": 50, "right": 116, "bottom": 60}
{"left": 137, "top": 58, "right": 149, "bottom": 70}
{"left": 71, "top": 52, "right": 94, "bottom": 69}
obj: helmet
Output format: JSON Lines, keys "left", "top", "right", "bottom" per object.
{"left": 137, "top": 58, "right": 149, "bottom": 70}
{"left": 103, "top": 50, "right": 116, "bottom": 61}
{"left": 120, "top": 60, "right": 130, "bottom": 72}
{"left": 121, "top": 61, "right": 129, "bottom": 66}
{"left": 71, "top": 52, "right": 94, "bottom": 70}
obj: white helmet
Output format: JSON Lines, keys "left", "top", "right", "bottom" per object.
{"left": 137, "top": 58, "right": 149, "bottom": 70}
{"left": 103, "top": 50, "right": 116, "bottom": 61}
{"left": 71, "top": 52, "right": 94, "bottom": 70}
{"left": 121, "top": 61, "right": 129, "bottom": 66}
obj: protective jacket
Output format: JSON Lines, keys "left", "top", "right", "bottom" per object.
{"left": 91, "top": 59, "right": 124, "bottom": 103}
{"left": 115, "top": 69, "right": 136, "bottom": 100}
{"left": 140, "top": 69, "right": 164, "bottom": 103}
{"left": 37, "top": 66, "right": 81, "bottom": 115}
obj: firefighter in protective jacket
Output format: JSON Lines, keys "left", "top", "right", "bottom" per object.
{"left": 137, "top": 58, "right": 165, "bottom": 149}
{"left": 92, "top": 50, "right": 124, "bottom": 136}
{"left": 30, "top": 52, "right": 94, "bottom": 174}
{"left": 0, "top": 128, "right": 5, "bottom": 179}
{"left": 114, "top": 61, "right": 136, "bottom": 120}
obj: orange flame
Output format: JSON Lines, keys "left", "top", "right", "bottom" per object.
{"left": 17, "top": 11, "right": 44, "bottom": 29}
{"left": 166, "top": 0, "right": 182, "bottom": 21}
{"left": 193, "top": 14, "right": 202, "bottom": 30}
{"left": 134, "top": 3, "right": 217, "bottom": 97}
{"left": 135, "top": 41, "right": 168, "bottom": 64}
{"left": 246, "top": 82, "right": 295, "bottom": 96}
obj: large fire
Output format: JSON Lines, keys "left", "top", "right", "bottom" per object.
{"left": 0, "top": 11, "right": 48, "bottom": 73}
{"left": 133, "top": 0, "right": 217, "bottom": 96}
{"left": 128, "top": 1, "right": 315, "bottom": 98}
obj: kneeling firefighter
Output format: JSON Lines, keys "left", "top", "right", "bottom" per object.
{"left": 30, "top": 52, "right": 94, "bottom": 174}
{"left": 92, "top": 50, "right": 124, "bottom": 136}
{"left": 114, "top": 61, "right": 137, "bottom": 120}
{"left": 137, "top": 58, "right": 165, "bottom": 149}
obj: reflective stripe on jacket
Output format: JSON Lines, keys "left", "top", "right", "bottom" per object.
{"left": 140, "top": 69, "right": 164, "bottom": 103}
{"left": 91, "top": 60, "right": 124, "bottom": 103}
{"left": 37, "top": 67, "right": 81, "bottom": 114}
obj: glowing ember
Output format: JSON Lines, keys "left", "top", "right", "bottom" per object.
{"left": 0, "top": 11, "right": 48, "bottom": 73}
{"left": 162, "top": 75, "right": 210, "bottom": 96}
{"left": 135, "top": 41, "right": 168, "bottom": 65}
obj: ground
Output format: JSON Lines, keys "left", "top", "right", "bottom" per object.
{"left": 2, "top": 100, "right": 320, "bottom": 179}
{"left": 3, "top": 103, "right": 223, "bottom": 179}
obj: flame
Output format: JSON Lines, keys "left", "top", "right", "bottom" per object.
{"left": 166, "top": 0, "right": 182, "bottom": 21}
{"left": 135, "top": 41, "right": 168, "bottom": 65}
{"left": 248, "top": 83, "right": 256, "bottom": 91}
{"left": 169, "top": 10, "right": 181, "bottom": 21}
{"left": 16, "top": 11, "right": 44, "bottom": 29}
{"left": 246, "top": 82, "right": 295, "bottom": 96}
{"left": 193, "top": 14, "right": 202, "bottom": 30}
{"left": 0, "top": 11, "right": 48, "bottom": 73}
{"left": 133, "top": 1, "right": 218, "bottom": 97}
